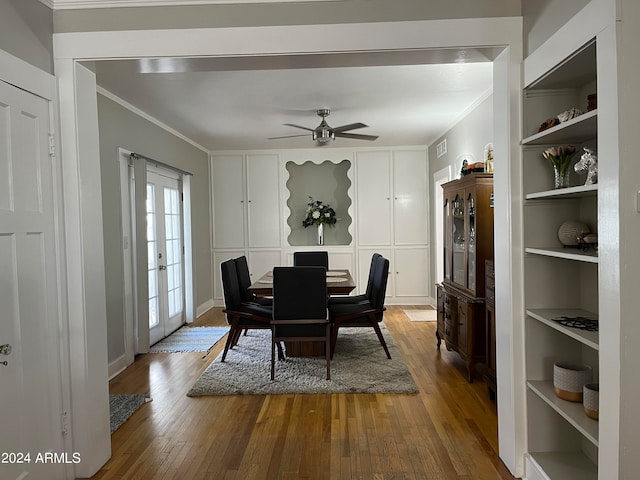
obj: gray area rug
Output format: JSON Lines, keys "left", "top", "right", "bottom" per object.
{"left": 109, "top": 394, "right": 148, "bottom": 433}
{"left": 187, "top": 326, "right": 418, "bottom": 396}
{"left": 150, "top": 326, "right": 229, "bottom": 353}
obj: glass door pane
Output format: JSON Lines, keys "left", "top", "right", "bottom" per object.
{"left": 163, "top": 186, "right": 183, "bottom": 318}
{"left": 443, "top": 197, "right": 451, "bottom": 281}
{"left": 452, "top": 194, "right": 465, "bottom": 286}
{"left": 146, "top": 183, "right": 159, "bottom": 328}
{"left": 467, "top": 192, "right": 476, "bottom": 291}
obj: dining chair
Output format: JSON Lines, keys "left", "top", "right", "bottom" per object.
{"left": 271, "top": 266, "right": 330, "bottom": 380}
{"left": 328, "top": 252, "right": 381, "bottom": 306}
{"left": 328, "top": 255, "right": 391, "bottom": 360}
{"left": 293, "top": 251, "right": 329, "bottom": 269}
{"left": 234, "top": 255, "right": 272, "bottom": 306}
{"left": 220, "top": 258, "right": 283, "bottom": 362}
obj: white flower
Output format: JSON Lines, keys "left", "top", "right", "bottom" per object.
{"left": 324, "top": 212, "right": 331, "bottom": 217}
{"left": 312, "top": 210, "right": 320, "bottom": 219}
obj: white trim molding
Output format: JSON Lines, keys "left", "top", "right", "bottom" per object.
{"left": 53, "top": 17, "right": 523, "bottom": 476}
{"left": 98, "top": 86, "right": 208, "bottom": 153}
{"left": 42, "top": 0, "right": 342, "bottom": 9}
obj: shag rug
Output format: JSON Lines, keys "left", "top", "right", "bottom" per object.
{"left": 404, "top": 309, "right": 437, "bottom": 322}
{"left": 187, "top": 326, "right": 418, "bottom": 396}
{"left": 150, "top": 326, "right": 229, "bottom": 353}
{"left": 109, "top": 394, "right": 149, "bottom": 433}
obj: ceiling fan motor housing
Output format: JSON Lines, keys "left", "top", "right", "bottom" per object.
{"left": 313, "top": 127, "right": 335, "bottom": 143}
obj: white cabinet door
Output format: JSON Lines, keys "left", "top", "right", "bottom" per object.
{"left": 356, "top": 151, "right": 391, "bottom": 245}
{"left": 394, "top": 248, "right": 429, "bottom": 298}
{"left": 212, "top": 155, "right": 245, "bottom": 248}
{"left": 393, "top": 150, "right": 428, "bottom": 245}
{"left": 246, "top": 154, "right": 281, "bottom": 248}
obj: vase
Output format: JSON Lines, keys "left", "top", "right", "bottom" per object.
{"left": 553, "top": 164, "right": 571, "bottom": 189}
{"left": 317, "top": 223, "right": 324, "bottom": 245}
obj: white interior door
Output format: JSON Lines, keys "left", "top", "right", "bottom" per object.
{"left": 0, "top": 80, "right": 66, "bottom": 479}
{"left": 147, "top": 169, "right": 185, "bottom": 345}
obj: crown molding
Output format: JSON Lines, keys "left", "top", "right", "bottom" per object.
{"left": 96, "top": 86, "right": 209, "bottom": 153}
{"left": 40, "top": 0, "right": 341, "bottom": 9}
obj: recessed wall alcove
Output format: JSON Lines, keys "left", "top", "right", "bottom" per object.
{"left": 286, "top": 159, "right": 352, "bottom": 246}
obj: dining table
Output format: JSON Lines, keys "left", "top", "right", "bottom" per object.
{"left": 248, "top": 268, "right": 357, "bottom": 297}
{"left": 248, "top": 268, "right": 357, "bottom": 357}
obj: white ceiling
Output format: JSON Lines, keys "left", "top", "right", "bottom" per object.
{"left": 92, "top": 49, "right": 494, "bottom": 151}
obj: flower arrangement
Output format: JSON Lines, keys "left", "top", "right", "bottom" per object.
{"left": 302, "top": 196, "right": 337, "bottom": 228}
{"left": 542, "top": 145, "right": 578, "bottom": 188}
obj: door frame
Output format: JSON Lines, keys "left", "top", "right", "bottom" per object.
{"left": 53, "top": 17, "right": 524, "bottom": 476}
{"left": 433, "top": 165, "right": 452, "bottom": 290}
{"left": 0, "top": 48, "right": 74, "bottom": 478}
{"left": 119, "top": 149, "right": 194, "bottom": 358}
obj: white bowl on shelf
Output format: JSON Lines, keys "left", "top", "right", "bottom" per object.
{"left": 583, "top": 383, "right": 599, "bottom": 420}
{"left": 553, "top": 362, "right": 593, "bottom": 402}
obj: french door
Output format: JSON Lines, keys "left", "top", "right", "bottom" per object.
{"left": 147, "top": 168, "right": 185, "bottom": 345}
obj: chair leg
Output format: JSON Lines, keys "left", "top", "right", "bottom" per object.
{"left": 232, "top": 327, "right": 243, "bottom": 347}
{"left": 325, "top": 325, "right": 331, "bottom": 380}
{"left": 221, "top": 317, "right": 240, "bottom": 362}
{"left": 330, "top": 322, "right": 340, "bottom": 360}
{"left": 276, "top": 341, "right": 285, "bottom": 361}
{"left": 369, "top": 314, "right": 391, "bottom": 359}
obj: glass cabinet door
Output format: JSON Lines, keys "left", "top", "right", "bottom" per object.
{"left": 452, "top": 194, "right": 465, "bottom": 286}
{"left": 467, "top": 192, "right": 476, "bottom": 291}
{"left": 443, "top": 197, "right": 451, "bottom": 282}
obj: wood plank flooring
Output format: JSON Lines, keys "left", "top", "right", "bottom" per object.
{"left": 95, "top": 306, "right": 515, "bottom": 480}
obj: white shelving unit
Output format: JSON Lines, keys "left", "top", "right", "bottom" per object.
{"left": 522, "top": 39, "right": 601, "bottom": 480}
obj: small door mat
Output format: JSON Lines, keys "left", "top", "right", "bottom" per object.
{"left": 403, "top": 309, "right": 437, "bottom": 322}
{"left": 149, "top": 326, "right": 229, "bottom": 354}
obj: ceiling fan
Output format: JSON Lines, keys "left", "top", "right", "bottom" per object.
{"left": 269, "top": 108, "right": 379, "bottom": 145}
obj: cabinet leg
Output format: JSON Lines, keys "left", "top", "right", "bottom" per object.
{"left": 466, "top": 361, "right": 474, "bottom": 383}
{"left": 436, "top": 330, "right": 442, "bottom": 349}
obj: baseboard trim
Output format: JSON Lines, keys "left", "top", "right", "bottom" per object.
{"left": 197, "top": 299, "right": 216, "bottom": 318}
{"left": 108, "top": 354, "right": 130, "bottom": 380}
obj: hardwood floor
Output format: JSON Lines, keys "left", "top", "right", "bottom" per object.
{"left": 96, "top": 306, "right": 515, "bottom": 480}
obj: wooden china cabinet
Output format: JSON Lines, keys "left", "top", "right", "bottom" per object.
{"left": 436, "top": 173, "right": 494, "bottom": 382}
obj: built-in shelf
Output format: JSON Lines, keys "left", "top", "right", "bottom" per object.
{"left": 527, "top": 452, "right": 598, "bottom": 480}
{"left": 522, "top": 110, "right": 598, "bottom": 146}
{"left": 525, "top": 247, "right": 598, "bottom": 263}
{"left": 526, "top": 184, "right": 598, "bottom": 200}
{"left": 527, "top": 308, "right": 599, "bottom": 350}
{"left": 528, "top": 380, "right": 599, "bottom": 446}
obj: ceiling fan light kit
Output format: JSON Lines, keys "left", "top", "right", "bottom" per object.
{"left": 269, "top": 108, "right": 378, "bottom": 145}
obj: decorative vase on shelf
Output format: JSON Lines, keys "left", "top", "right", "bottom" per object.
{"left": 317, "top": 223, "right": 324, "bottom": 245}
{"left": 553, "top": 164, "right": 571, "bottom": 189}
{"left": 542, "top": 145, "right": 577, "bottom": 189}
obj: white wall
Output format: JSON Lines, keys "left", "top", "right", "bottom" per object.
{"left": 428, "top": 94, "right": 494, "bottom": 300}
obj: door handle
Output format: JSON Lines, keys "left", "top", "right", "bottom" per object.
{"left": 0, "top": 344, "right": 12, "bottom": 356}
{"left": 159, "top": 265, "right": 167, "bottom": 271}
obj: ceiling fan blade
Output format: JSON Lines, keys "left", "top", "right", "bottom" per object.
{"left": 332, "top": 122, "right": 368, "bottom": 133}
{"left": 334, "top": 132, "right": 379, "bottom": 141}
{"left": 283, "top": 123, "right": 314, "bottom": 132}
{"left": 268, "top": 133, "right": 310, "bottom": 140}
